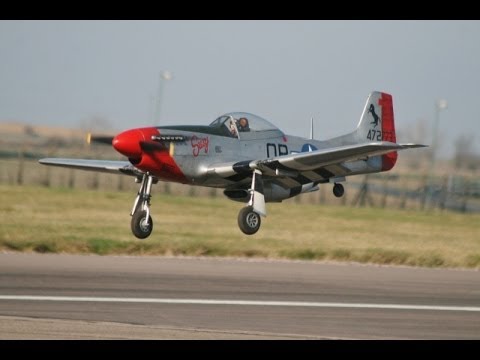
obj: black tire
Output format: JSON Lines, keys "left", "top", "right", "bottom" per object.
{"left": 238, "top": 206, "right": 261, "bottom": 235}
{"left": 131, "top": 210, "right": 153, "bottom": 239}
{"left": 333, "top": 183, "right": 344, "bottom": 198}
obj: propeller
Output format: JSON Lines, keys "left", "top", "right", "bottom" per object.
{"left": 86, "top": 133, "right": 115, "bottom": 146}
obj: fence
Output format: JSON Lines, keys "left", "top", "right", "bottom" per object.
{"left": 1, "top": 157, "right": 478, "bottom": 213}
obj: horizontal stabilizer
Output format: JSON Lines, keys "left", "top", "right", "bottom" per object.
{"left": 398, "top": 143, "right": 428, "bottom": 149}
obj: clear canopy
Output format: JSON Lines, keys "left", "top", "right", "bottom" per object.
{"left": 209, "top": 112, "right": 282, "bottom": 138}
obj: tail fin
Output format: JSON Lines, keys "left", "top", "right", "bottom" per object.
{"left": 355, "top": 91, "right": 398, "bottom": 170}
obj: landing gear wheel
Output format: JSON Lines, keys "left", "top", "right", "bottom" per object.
{"left": 131, "top": 210, "right": 153, "bottom": 239}
{"left": 238, "top": 206, "right": 261, "bottom": 235}
{"left": 333, "top": 183, "right": 344, "bottom": 198}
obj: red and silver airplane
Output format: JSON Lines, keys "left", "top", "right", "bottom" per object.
{"left": 40, "top": 91, "right": 425, "bottom": 239}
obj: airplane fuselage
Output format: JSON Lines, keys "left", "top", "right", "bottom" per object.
{"left": 113, "top": 125, "right": 385, "bottom": 204}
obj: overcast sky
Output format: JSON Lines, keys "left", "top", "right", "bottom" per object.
{"left": 1, "top": 20, "right": 479, "bottom": 158}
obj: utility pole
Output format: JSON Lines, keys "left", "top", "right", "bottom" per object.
{"left": 426, "top": 99, "right": 448, "bottom": 209}
{"left": 153, "top": 70, "right": 173, "bottom": 126}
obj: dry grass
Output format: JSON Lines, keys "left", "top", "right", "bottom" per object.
{"left": 0, "top": 121, "right": 86, "bottom": 139}
{"left": 1, "top": 184, "right": 479, "bottom": 268}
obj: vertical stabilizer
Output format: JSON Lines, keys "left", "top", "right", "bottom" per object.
{"left": 355, "top": 91, "right": 398, "bottom": 170}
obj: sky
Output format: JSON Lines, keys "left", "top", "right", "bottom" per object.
{"left": 1, "top": 20, "right": 479, "bottom": 158}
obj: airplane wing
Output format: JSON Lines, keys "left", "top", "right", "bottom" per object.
{"left": 208, "top": 142, "right": 426, "bottom": 188}
{"left": 38, "top": 158, "right": 142, "bottom": 177}
{"left": 257, "top": 142, "right": 424, "bottom": 173}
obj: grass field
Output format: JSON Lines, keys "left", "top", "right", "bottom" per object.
{"left": 1, "top": 184, "right": 479, "bottom": 268}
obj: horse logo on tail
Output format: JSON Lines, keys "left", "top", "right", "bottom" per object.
{"left": 368, "top": 104, "right": 380, "bottom": 128}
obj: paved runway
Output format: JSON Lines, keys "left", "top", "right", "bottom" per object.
{"left": 0, "top": 253, "right": 479, "bottom": 339}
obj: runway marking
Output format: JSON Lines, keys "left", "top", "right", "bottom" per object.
{"left": 0, "top": 295, "right": 479, "bottom": 312}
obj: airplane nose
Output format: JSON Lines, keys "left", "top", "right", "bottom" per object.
{"left": 112, "top": 129, "right": 144, "bottom": 158}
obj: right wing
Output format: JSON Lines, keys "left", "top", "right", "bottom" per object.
{"left": 208, "top": 141, "right": 426, "bottom": 188}
{"left": 38, "top": 158, "right": 142, "bottom": 177}
{"left": 256, "top": 142, "right": 424, "bottom": 174}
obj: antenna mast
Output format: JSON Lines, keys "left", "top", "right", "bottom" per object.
{"left": 309, "top": 117, "right": 314, "bottom": 140}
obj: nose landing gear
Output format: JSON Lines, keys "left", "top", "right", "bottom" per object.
{"left": 131, "top": 210, "right": 153, "bottom": 239}
{"left": 130, "top": 173, "right": 155, "bottom": 239}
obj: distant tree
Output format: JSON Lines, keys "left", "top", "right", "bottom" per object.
{"left": 397, "top": 118, "right": 431, "bottom": 169}
{"left": 45, "top": 136, "right": 68, "bottom": 148}
{"left": 78, "top": 115, "right": 114, "bottom": 134}
{"left": 23, "top": 125, "right": 38, "bottom": 137}
{"left": 454, "top": 134, "right": 480, "bottom": 170}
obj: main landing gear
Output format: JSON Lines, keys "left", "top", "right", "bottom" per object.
{"left": 238, "top": 206, "right": 261, "bottom": 235}
{"left": 237, "top": 170, "right": 266, "bottom": 235}
{"left": 130, "top": 173, "right": 156, "bottom": 239}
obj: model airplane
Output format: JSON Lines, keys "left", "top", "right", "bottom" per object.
{"left": 40, "top": 91, "right": 425, "bottom": 239}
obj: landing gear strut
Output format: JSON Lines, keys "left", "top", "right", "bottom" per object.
{"left": 333, "top": 183, "right": 344, "bottom": 198}
{"left": 130, "top": 173, "right": 155, "bottom": 239}
{"left": 238, "top": 170, "right": 265, "bottom": 235}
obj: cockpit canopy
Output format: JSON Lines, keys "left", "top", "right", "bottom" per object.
{"left": 209, "top": 112, "right": 284, "bottom": 139}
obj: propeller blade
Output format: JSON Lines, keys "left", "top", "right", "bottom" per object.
{"left": 86, "top": 133, "right": 115, "bottom": 145}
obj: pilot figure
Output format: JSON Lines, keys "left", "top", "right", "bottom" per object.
{"left": 237, "top": 117, "right": 250, "bottom": 132}
{"left": 229, "top": 119, "right": 238, "bottom": 137}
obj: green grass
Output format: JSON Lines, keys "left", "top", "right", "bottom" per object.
{"left": 1, "top": 184, "right": 479, "bottom": 268}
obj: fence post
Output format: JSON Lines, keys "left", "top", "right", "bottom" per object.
{"left": 319, "top": 184, "right": 325, "bottom": 204}
{"left": 209, "top": 187, "right": 217, "bottom": 198}
{"left": 90, "top": 173, "right": 99, "bottom": 190}
{"left": 439, "top": 175, "right": 448, "bottom": 211}
{"left": 419, "top": 174, "right": 428, "bottom": 211}
{"left": 460, "top": 178, "right": 470, "bottom": 213}
{"left": 352, "top": 175, "right": 374, "bottom": 207}
{"left": 117, "top": 175, "right": 124, "bottom": 191}
{"left": 341, "top": 187, "right": 347, "bottom": 206}
{"left": 381, "top": 175, "right": 389, "bottom": 208}
{"left": 16, "top": 148, "right": 25, "bottom": 185}
{"left": 68, "top": 169, "right": 75, "bottom": 189}
{"left": 399, "top": 177, "right": 408, "bottom": 209}
{"left": 44, "top": 166, "right": 52, "bottom": 187}
{"left": 164, "top": 182, "right": 171, "bottom": 194}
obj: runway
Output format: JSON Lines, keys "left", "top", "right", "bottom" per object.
{"left": 0, "top": 253, "right": 479, "bottom": 339}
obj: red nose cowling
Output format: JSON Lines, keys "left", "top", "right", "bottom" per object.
{"left": 112, "top": 129, "right": 145, "bottom": 159}
{"left": 112, "top": 127, "right": 188, "bottom": 184}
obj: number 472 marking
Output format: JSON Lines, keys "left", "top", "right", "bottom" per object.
{"left": 367, "top": 129, "right": 382, "bottom": 141}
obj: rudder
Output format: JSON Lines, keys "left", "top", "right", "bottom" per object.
{"left": 355, "top": 91, "right": 398, "bottom": 170}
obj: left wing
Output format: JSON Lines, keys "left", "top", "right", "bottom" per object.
{"left": 38, "top": 158, "right": 142, "bottom": 177}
